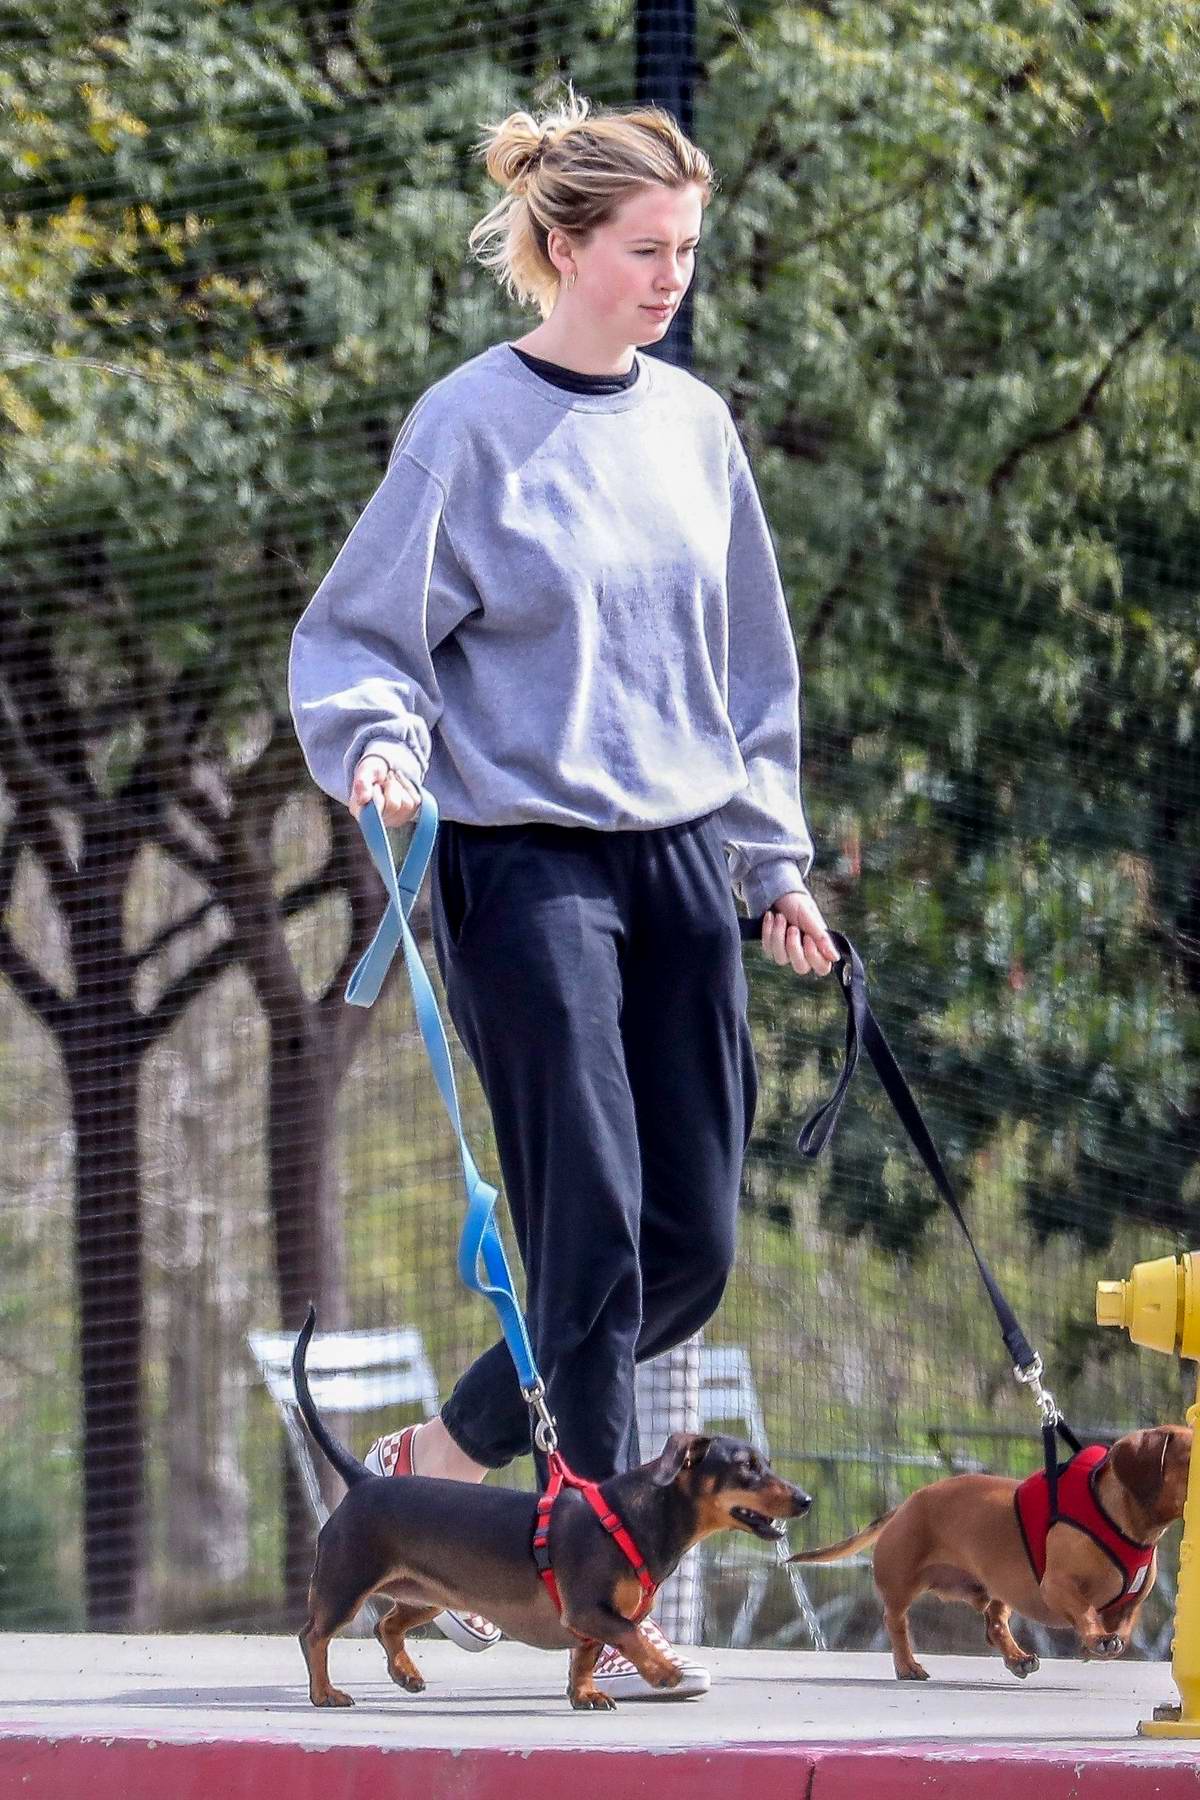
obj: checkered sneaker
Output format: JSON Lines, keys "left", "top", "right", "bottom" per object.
{"left": 592, "top": 1620, "right": 711, "bottom": 1700}
{"left": 364, "top": 1429, "right": 413, "bottom": 1478}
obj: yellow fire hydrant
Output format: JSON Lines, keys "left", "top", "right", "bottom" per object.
{"left": 1097, "top": 1252, "right": 1200, "bottom": 1736}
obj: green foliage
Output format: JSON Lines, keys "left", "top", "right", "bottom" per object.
{"left": 703, "top": 0, "right": 1200, "bottom": 1253}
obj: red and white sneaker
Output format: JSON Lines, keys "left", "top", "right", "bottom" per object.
{"left": 364, "top": 1424, "right": 502, "bottom": 1652}
{"left": 592, "top": 1620, "right": 710, "bottom": 1700}
{"left": 365, "top": 1426, "right": 420, "bottom": 1479}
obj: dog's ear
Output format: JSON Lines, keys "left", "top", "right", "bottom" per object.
{"left": 1110, "top": 1427, "right": 1172, "bottom": 1509}
{"left": 651, "top": 1432, "right": 712, "bottom": 1486}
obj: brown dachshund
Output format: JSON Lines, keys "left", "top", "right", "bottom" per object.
{"left": 790, "top": 1424, "right": 1191, "bottom": 1680}
{"left": 293, "top": 1308, "right": 811, "bottom": 1709}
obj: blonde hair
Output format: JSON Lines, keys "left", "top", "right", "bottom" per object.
{"left": 469, "top": 84, "right": 716, "bottom": 320}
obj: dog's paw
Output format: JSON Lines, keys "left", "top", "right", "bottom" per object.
{"left": 312, "top": 1687, "right": 354, "bottom": 1708}
{"left": 570, "top": 1686, "right": 618, "bottom": 1711}
{"left": 1007, "top": 1654, "right": 1040, "bottom": 1680}
{"left": 895, "top": 1663, "right": 930, "bottom": 1681}
{"left": 1087, "top": 1634, "right": 1125, "bottom": 1660}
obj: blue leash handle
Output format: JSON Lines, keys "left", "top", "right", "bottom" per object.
{"left": 346, "top": 791, "right": 541, "bottom": 1393}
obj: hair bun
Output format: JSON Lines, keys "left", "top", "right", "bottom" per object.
{"left": 474, "top": 109, "right": 573, "bottom": 192}
{"left": 518, "top": 132, "right": 548, "bottom": 182}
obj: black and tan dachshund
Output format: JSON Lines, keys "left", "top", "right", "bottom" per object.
{"left": 293, "top": 1307, "right": 810, "bottom": 1710}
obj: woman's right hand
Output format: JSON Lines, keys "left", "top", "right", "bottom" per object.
{"left": 350, "top": 754, "right": 422, "bottom": 827}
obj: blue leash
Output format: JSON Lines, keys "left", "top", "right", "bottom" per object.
{"left": 346, "top": 792, "right": 545, "bottom": 1410}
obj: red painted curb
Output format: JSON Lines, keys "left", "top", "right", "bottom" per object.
{"left": 5, "top": 1733, "right": 1200, "bottom": 1800}
{"left": 809, "top": 1743, "right": 1200, "bottom": 1798}
{"left": 0, "top": 1737, "right": 815, "bottom": 1800}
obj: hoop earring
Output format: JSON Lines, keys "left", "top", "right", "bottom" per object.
{"left": 566, "top": 272, "right": 576, "bottom": 291}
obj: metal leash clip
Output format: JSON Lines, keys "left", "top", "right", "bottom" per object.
{"left": 1013, "top": 1352, "right": 1060, "bottom": 1427}
{"left": 523, "top": 1380, "right": 559, "bottom": 1454}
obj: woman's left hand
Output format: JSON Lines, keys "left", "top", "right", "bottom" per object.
{"left": 761, "top": 890, "right": 838, "bottom": 977}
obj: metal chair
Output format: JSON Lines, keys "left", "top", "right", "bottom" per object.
{"left": 246, "top": 1321, "right": 440, "bottom": 1529}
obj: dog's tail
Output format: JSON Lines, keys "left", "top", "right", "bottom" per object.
{"left": 787, "top": 1510, "right": 896, "bottom": 1565}
{"left": 292, "top": 1306, "right": 371, "bottom": 1490}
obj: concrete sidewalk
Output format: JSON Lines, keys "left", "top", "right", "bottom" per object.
{"left": 2, "top": 1632, "right": 1200, "bottom": 1797}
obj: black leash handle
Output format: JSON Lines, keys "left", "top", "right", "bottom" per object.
{"left": 739, "top": 917, "right": 1045, "bottom": 1382}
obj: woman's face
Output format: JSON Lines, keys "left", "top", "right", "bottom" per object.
{"left": 551, "top": 182, "right": 705, "bottom": 345}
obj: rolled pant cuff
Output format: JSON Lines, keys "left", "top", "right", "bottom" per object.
{"left": 439, "top": 1402, "right": 520, "bottom": 1472}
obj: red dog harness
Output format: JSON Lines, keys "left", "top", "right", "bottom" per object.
{"left": 532, "top": 1451, "right": 657, "bottom": 1629}
{"left": 1014, "top": 1444, "right": 1154, "bottom": 1603}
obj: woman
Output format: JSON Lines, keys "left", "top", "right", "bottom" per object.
{"left": 288, "top": 87, "right": 836, "bottom": 1699}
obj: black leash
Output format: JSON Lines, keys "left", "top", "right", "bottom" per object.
{"left": 739, "top": 918, "right": 1081, "bottom": 1470}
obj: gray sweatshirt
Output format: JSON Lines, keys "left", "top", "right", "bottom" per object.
{"left": 288, "top": 341, "right": 815, "bottom": 915}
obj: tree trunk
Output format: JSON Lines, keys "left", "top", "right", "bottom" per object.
{"left": 61, "top": 807, "right": 148, "bottom": 1631}
{"left": 152, "top": 895, "right": 253, "bottom": 1623}
{"left": 67, "top": 1034, "right": 145, "bottom": 1628}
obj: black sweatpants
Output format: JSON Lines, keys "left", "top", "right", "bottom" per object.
{"left": 429, "top": 810, "right": 758, "bottom": 1483}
